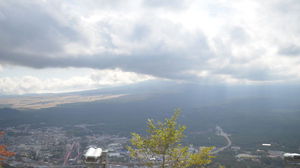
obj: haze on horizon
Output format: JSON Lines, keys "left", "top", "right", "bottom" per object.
{"left": 0, "top": 0, "right": 300, "bottom": 95}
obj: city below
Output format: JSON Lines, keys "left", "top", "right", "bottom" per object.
{"left": 2, "top": 124, "right": 297, "bottom": 168}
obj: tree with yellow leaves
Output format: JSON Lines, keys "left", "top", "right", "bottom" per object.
{"left": 127, "top": 109, "right": 215, "bottom": 168}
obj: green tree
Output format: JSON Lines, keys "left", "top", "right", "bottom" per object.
{"left": 128, "top": 109, "right": 215, "bottom": 168}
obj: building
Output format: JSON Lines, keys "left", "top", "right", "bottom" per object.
{"left": 284, "top": 153, "right": 300, "bottom": 164}
{"left": 84, "top": 147, "right": 107, "bottom": 168}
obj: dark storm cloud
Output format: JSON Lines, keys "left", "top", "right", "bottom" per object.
{"left": 0, "top": 31, "right": 213, "bottom": 80}
{"left": 0, "top": 0, "right": 214, "bottom": 80}
{"left": 0, "top": 1, "right": 81, "bottom": 54}
{"left": 1, "top": 0, "right": 300, "bottom": 84}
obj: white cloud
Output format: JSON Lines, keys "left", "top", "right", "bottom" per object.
{"left": 0, "top": 0, "right": 300, "bottom": 94}
{"left": 0, "top": 68, "right": 155, "bottom": 95}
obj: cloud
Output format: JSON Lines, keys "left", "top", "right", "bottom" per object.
{"left": 142, "top": 0, "right": 188, "bottom": 9}
{"left": 0, "top": 69, "right": 154, "bottom": 95}
{"left": 0, "top": 0, "right": 300, "bottom": 87}
{"left": 0, "top": 1, "right": 81, "bottom": 54}
{"left": 279, "top": 45, "right": 300, "bottom": 56}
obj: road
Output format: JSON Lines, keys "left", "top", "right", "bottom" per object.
{"left": 211, "top": 125, "right": 232, "bottom": 154}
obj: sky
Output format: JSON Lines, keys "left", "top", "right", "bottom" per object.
{"left": 0, "top": 0, "right": 300, "bottom": 95}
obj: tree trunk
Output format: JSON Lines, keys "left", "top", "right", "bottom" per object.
{"left": 162, "top": 155, "right": 165, "bottom": 168}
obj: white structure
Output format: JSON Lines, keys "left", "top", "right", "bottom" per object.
{"left": 284, "top": 153, "right": 300, "bottom": 160}
{"left": 284, "top": 153, "right": 300, "bottom": 165}
{"left": 84, "top": 147, "right": 107, "bottom": 168}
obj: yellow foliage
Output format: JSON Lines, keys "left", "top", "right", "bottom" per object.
{"left": 127, "top": 109, "right": 214, "bottom": 168}
{"left": 0, "top": 132, "right": 15, "bottom": 165}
